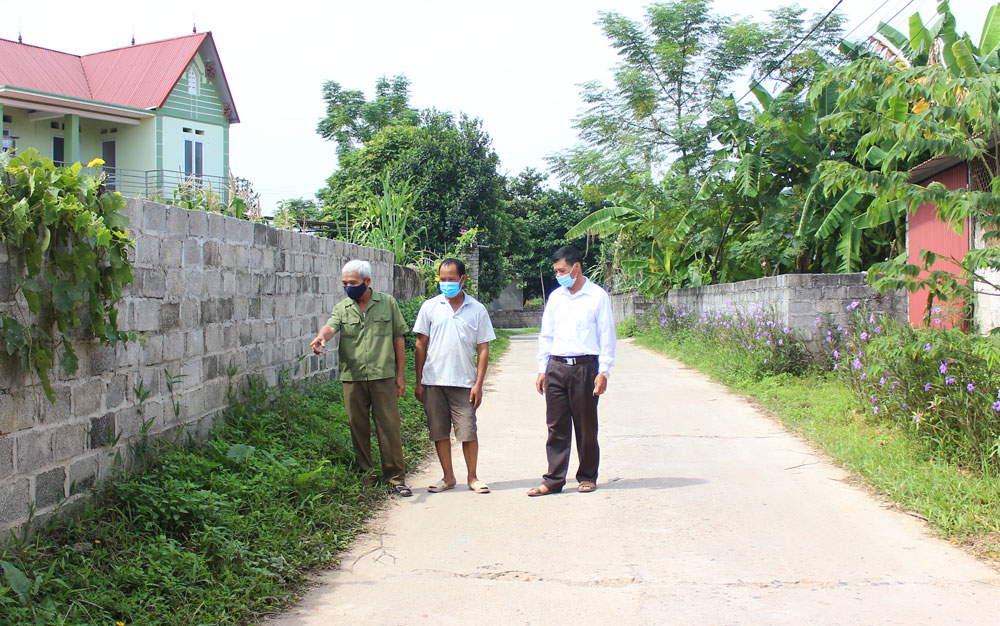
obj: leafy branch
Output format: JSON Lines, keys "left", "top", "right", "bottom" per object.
{"left": 0, "top": 149, "right": 137, "bottom": 401}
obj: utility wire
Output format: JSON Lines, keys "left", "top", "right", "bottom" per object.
{"left": 731, "top": 0, "right": 845, "bottom": 107}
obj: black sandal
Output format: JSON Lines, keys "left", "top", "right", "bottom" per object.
{"left": 393, "top": 485, "right": 413, "bottom": 497}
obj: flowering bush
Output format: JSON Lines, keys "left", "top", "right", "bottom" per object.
{"left": 834, "top": 303, "right": 1000, "bottom": 469}
{"left": 653, "top": 302, "right": 810, "bottom": 379}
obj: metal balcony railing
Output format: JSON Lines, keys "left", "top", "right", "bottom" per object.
{"left": 56, "top": 163, "right": 230, "bottom": 203}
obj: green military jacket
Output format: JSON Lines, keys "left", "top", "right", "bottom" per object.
{"left": 326, "top": 289, "right": 409, "bottom": 382}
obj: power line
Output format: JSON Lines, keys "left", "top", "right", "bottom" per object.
{"left": 732, "top": 0, "right": 845, "bottom": 107}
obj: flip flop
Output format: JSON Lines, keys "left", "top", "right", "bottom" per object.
{"left": 427, "top": 480, "right": 455, "bottom": 493}
{"left": 578, "top": 481, "right": 597, "bottom": 493}
{"left": 527, "top": 484, "right": 559, "bottom": 497}
{"left": 468, "top": 480, "right": 491, "bottom": 494}
{"left": 393, "top": 485, "right": 413, "bottom": 497}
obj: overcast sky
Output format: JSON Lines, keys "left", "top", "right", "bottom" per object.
{"left": 1, "top": 0, "right": 992, "bottom": 213}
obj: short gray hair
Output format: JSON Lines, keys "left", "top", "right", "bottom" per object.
{"left": 342, "top": 259, "right": 372, "bottom": 280}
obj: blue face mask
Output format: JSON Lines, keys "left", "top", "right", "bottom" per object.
{"left": 439, "top": 281, "right": 462, "bottom": 299}
{"left": 556, "top": 267, "right": 577, "bottom": 288}
{"left": 344, "top": 283, "right": 368, "bottom": 301}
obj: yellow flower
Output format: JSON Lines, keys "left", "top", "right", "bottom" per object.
{"left": 94, "top": 539, "right": 101, "bottom": 544}
{"left": 87, "top": 158, "right": 105, "bottom": 168}
{"left": 117, "top": 622, "right": 125, "bottom": 626}
{"left": 113, "top": 191, "right": 122, "bottom": 196}
{"left": 123, "top": 230, "right": 129, "bottom": 237}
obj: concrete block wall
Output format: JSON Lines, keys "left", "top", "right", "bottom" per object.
{"left": 610, "top": 273, "right": 908, "bottom": 352}
{"left": 489, "top": 309, "right": 543, "bottom": 329}
{"left": 0, "top": 199, "right": 419, "bottom": 537}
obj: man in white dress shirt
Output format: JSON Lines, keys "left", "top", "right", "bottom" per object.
{"left": 414, "top": 258, "right": 497, "bottom": 494}
{"left": 530, "top": 245, "right": 616, "bottom": 496}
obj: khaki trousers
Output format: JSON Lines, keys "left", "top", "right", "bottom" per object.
{"left": 342, "top": 378, "right": 406, "bottom": 486}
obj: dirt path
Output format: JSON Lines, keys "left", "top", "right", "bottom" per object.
{"left": 264, "top": 335, "right": 1000, "bottom": 625}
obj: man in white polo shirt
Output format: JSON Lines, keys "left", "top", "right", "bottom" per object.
{"left": 414, "top": 257, "right": 497, "bottom": 494}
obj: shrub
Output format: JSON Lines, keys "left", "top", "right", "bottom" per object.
{"left": 650, "top": 303, "right": 811, "bottom": 379}
{"left": 831, "top": 303, "right": 1000, "bottom": 470}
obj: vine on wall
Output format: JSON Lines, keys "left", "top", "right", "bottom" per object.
{"left": 0, "top": 149, "right": 136, "bottom": 401}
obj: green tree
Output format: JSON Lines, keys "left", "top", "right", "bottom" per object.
{"left": 318, "top": 107, "right": 512, "bottom": 301}
{"left": 505, "top": 169, "right": 595, "bottom": 299}
{"left": 554, "top": 1, "right": 848, "bottom": 295}
{"left": 317, "top": 74, "right": 420, "bottom": 162}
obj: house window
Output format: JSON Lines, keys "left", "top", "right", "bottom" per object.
{"left": 2, "top": 129, "right": 13, "bottom": 153}
{"left": 188, "top": 69, "right": 198, "bottom": 95}
{"left": 52, "top": 136, "right": 64, "bottom": 165}
{"left": 184, "top": 139, "right": 204, "bottom": 180}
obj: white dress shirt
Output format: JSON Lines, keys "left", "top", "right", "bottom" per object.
{"left": 536, "top": 278, "right": 616, "bottom": 375}
{"left": 413, "top": 292, "right": 496, "bottom": 387}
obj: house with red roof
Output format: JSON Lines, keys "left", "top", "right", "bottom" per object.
{"left": 0, "top": 32, "right": 238, "bottom": 198}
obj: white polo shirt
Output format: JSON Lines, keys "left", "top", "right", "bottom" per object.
{"left": 413, "top": 292, "right": 497, "bottom": 388}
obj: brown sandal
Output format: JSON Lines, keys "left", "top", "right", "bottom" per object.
{"left": 578, "top": 481, "right": 597, "bottom": 493}
{"left": 527, "top": 484, "right": 559, "bottom": 497}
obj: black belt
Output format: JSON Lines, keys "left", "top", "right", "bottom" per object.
{"left": 551, "top": 355, "right": 598, "bottom": 366}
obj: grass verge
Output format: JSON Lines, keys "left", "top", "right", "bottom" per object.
{"left": 635, "top": 331, "right": 1000, "bottom": 561}
{"left": 0, "top": 329, "right": 516, "bottom": 625}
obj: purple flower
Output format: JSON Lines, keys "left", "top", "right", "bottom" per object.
{"left": 879, "top": 376, "right": 885, "bottom": 386}
{"left": 994, "top": 401, "right": 1000, "bottom": 411}
{"left": 924, "top": 383, "right": 932, "bottom": 391}
{"left": 836, "top": 325, "right": 843, "bottom": 331}
{"left": 813, "top": 317, "right": 821, "bottom": 327}
{"left": 861, "top": 373, "right": 867, "bottom": 380}
{"left": 874, "top": 326, "right": 881, "bottom": 333}
{"left": 925, "top": 343, "right": 931, "bottom": 352}
{"left": 913, "top": 413, "right": 921, "bottom": 423}
{"left": 930, "top": 401, "right": 936, "bottom": 408}
{"left": 945, "top": 377, "right": 956, "bottom": 385}
{"left": 933, "top": 318, "right": 942, "bottom": 325}
{"left": 873, "top": 406, "right": 879, "bottom": 414}
{"left": 939, "top": 361, "right": 948, "bottom": 374}
{"left": 778, "top": 339, "right": 783, "bottom": 346}
{"left": 967, "top": 383, "right": 975, "bottom": 392}
{"left": 833, "top": 363, "right": 839, "bottom": 371}
{"left": 763, "top": 358, "right": 768, "bottom": 364}
{"left": 833, "top": 350, "right": 840, "bottom": 360}
{"left": 852, "top": 358, "right": 862, "bottom": 370}
{"left": 847, "top": 301, "right": 859, "bottom": 311}
{"left": 902, "top": 402, "right": 908, "bottom": 409}
{"left": 783, "top": 327, "right": 789, "bottom": 334}
{"left": 861, "top": 332, "right": 869, "bottom": 340}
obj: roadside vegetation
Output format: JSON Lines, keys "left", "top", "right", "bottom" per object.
{"left": 631, "top": 305, "right": 1000, "bottom": 559}
{"left": 0, "top": 298, "right": 516, "bottom": 626}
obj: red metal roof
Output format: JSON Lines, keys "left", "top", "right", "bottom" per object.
{"left": 0, "top": 32, "right": 237, "bottom": 120}
{"left": 0, "top": 38, "right": 92, "bottom": 99}
{"left": 82, "top": 34, "right": 208, "bottom": 109}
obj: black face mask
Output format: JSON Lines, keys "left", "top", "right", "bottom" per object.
{"left": 344, "top": 283, "right": 368, "bottom": 301}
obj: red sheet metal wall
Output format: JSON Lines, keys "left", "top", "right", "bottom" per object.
{"left": 907, "top": 164, "right": 969, "bottom": 327}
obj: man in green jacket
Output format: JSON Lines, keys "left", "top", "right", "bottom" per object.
{"left": 310, "top": 259, "right": 412, "bottom": 497}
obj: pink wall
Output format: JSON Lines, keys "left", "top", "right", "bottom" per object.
{"left": 908, "top": 164, "right": 969, "bottom": 327}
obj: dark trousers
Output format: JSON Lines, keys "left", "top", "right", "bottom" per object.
{"left": 543, "top": 359, "right": 600, "bottom": 490}
{"left": 342, "top": 378, "right": 406, "bottom": 486}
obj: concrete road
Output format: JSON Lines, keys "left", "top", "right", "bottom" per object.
{"left": 264, "top": 335, "right": 1000, "bottom": 626}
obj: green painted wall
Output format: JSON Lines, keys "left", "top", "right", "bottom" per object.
{"left": 161, "top": 116, "right": 226, "bottom": 180}
{"left": 2, "top": 107, "right": 71, "bottom": 161}
{"left": 159, "top": 53, "right": 228, "bottom": 125}
{"left": 77, "top": 118, "right": 155, "bottom": 171}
